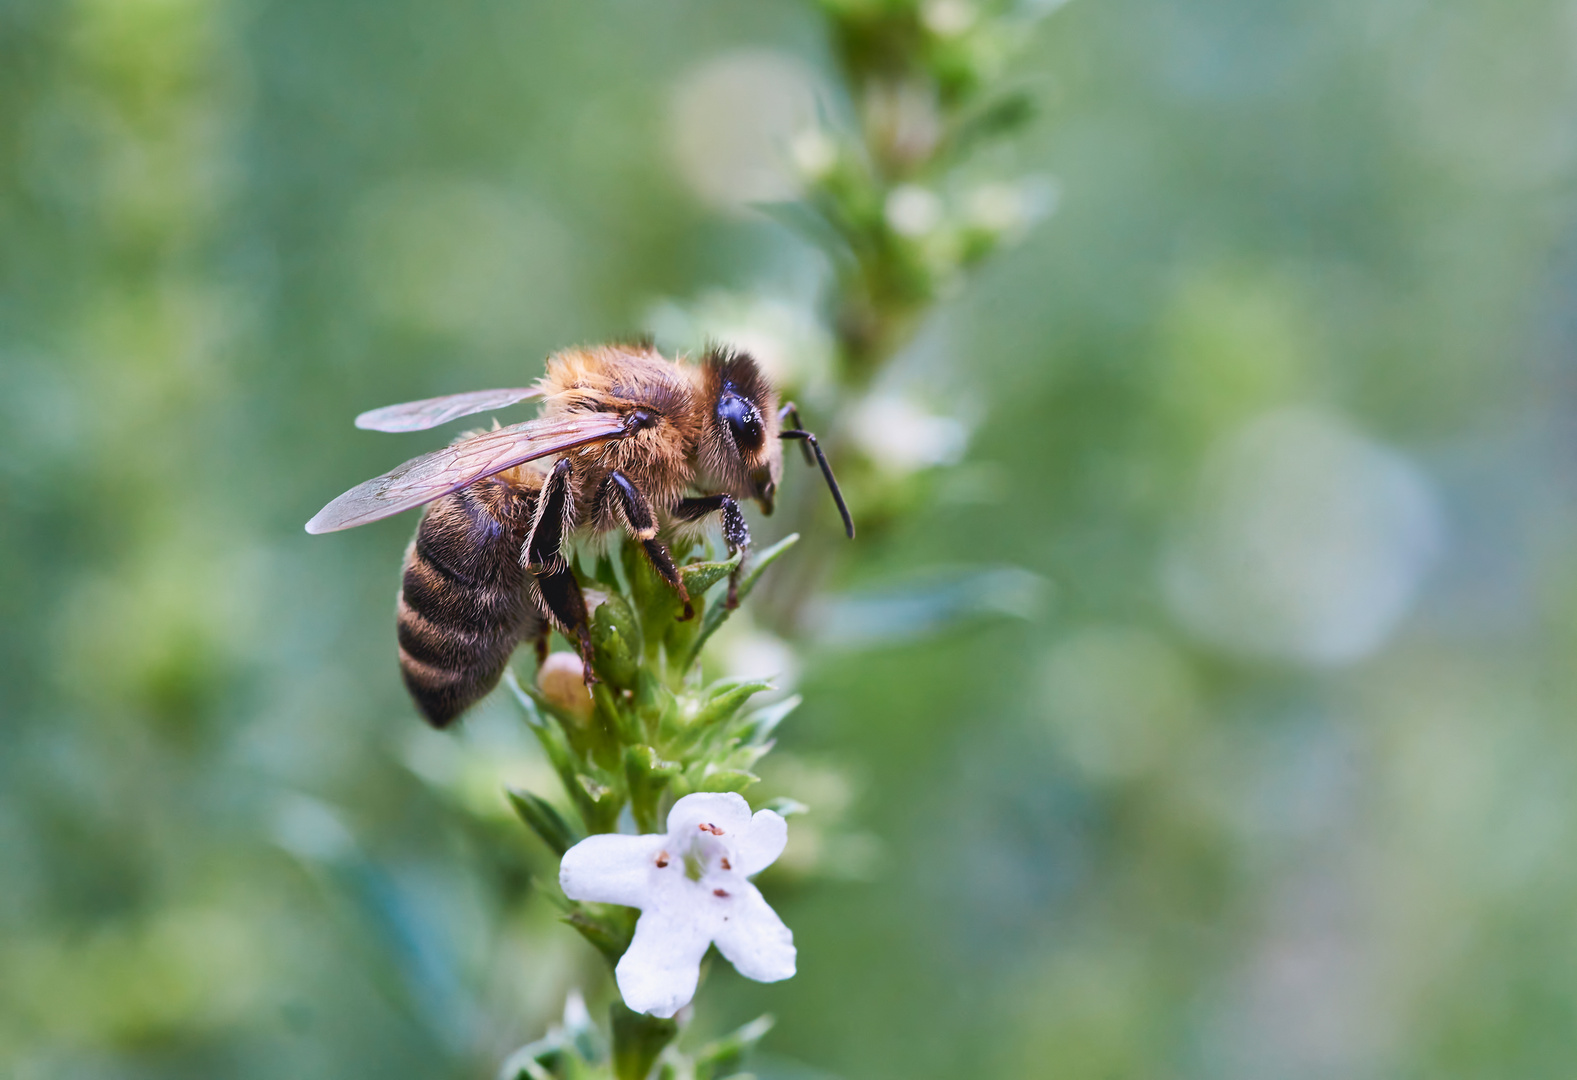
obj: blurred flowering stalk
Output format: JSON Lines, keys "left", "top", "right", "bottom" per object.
{"left": 497, "top": 3, "right": 1057, "bottom": 1077}
{"left": 795, "top": 0, "right": 1059, "bottom": 384}
{"left": 662, "top": 0, "right": 1059, "bottom": 560}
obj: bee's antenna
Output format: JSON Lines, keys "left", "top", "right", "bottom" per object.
{"left": 780, "top": 428, "right": 855, "bottom": 538}
{"left": 778, "top": 402, "right": 816, "bottom": 467}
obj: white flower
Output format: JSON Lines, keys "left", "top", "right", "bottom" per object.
{"left": 847, "top": 393, "right": 968, "bottom": 476}
{"left": 884, "top": 184, "right": 944, "bottom": 237}
{"left": 921, "top": 0, "right": 977, "bottom": 37}
{"left": 558, "top": 792, "right": 795, "bottom": 1018}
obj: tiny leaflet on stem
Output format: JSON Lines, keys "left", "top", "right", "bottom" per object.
{"left": 559, "top": 791, "right": 795, "bottom": 1018}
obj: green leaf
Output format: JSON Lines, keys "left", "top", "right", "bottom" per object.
{"left": 506, "top": 788, "right": 581, "bottom": 856}
{"left": 753, "top": 198, "right": 856, "bottom": 268}
{"left": 590, "top": 546, "right": 623, "bottom": 590}
{"left": 761, "top": 797, "right": 809, "bottom": 817}
{"left": 633, "top": 667, "right": 677, "bottom": 743}
{"left": 563, "top": 903, "right": 636, "bottom": 967}
{"left": 694, "top": 1014, "right": 775, "bottom": 1080}
{"left": 679, "top": 551, "right": 742, "bottom": 598}
{"left": 517, "top": 676, "right": 619, "bottom": 773}
{"left": 734, "top": 694, "right": 801, "bottom": 747}
{"left": 506, "top": 670, "right": 588, "bottom": 815}
{"left": 562, "top": 990, "right": 604, "bottom": 1065}
{"left": 575, "top": 772, "right": 625, "bottom": 834}
{"left": 666, "top": 679, "right": 774, "bottom": 753}
{"left": 665, "top": 554, "right": 743, "bottom": 674}
{"left": 692, "top": 767, "right": 758, "bottom": 794}
{"left": 685, "top": 534, "right": 799, "bottom": 667}
{"left": 946, "top": 89, "right": 1037, "bottom": 157}
{"left": 497, "top": 1037, "right": 562, "bottom": 1080}
{"left": 621, "top": 536, "right": 674, "bottom": 647}
{"left": 717, "top": 741, "right": 772, "bottom": 775}
{"left": 664, "top": 591, "right": 706, "bottom": 676}
{"left": 592, "top": 681, "right": 643, "bottom": 746}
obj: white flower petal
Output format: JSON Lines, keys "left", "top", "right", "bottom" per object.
{"left": 559, "top": 833, "right": 667, "bottom": 908}
{"left": 616, "top": 906, "right": 716, "bottom": 1018}
{"left": 665, "top": 791, "right": 753, "bottom": 840}
{"left": 712, "top": 881, "right": 796, "bottom": 983}
{"left": 732, "top": 809, "right": 788, "bottom": 876}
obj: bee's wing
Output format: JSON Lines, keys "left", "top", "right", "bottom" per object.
{"left": 306, "top": 412, "right": 629, "bottom": 534}
{"left": 354, "top": 387, "right": 546, "bottom": 432}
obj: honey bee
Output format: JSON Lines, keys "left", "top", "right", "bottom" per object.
{"left": 306, "top": 342, "right": 853, "bottom": 727}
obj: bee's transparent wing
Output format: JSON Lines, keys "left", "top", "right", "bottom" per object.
{"left": 306, "top": 412, "right": 629, "bottom": 533}
{"left": 354, "top": 387, "right": 546, "bottom": 432}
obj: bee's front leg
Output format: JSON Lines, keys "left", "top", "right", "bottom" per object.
{"left": 673, "top": 494, "right": 750, "bottom": 609}
{"left": 604, "top": 470, "right": 693, "bottom": 620}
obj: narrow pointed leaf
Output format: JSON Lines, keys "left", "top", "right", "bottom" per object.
{"left": 761, "top": 797, "right": 809, "bottom": 817}
{"left": 679, "top": 551, "right": 742, "bottom": 598}
{"left": 563, "top": 904, "right": 636, "bottom": 966}
{"left": 734, "top": 694, "right": 801, "bottom": 747}
{"left": 497, "top": 1038, "right": 560, "bottom": 1080}
{"left": 693, "top": 768, "right": 758, "bottom": 794}
{"left": 694, "top": 1014, "right": 775, "bottom": 1080}
{"left": 506, "top": 788, "right": 581, "bottom": 856}
{"left": 668, "top": 679, "right": 774, "bottom": 752}
{"left": 685, "top": 534, "right": 799, "bottom": 667}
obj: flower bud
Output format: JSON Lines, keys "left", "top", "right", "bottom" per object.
{"left": 538, "top": 651, "right": 593, "bottom": 724}
{"left": 591, "top": 593, "right": 640, "bottom": 688}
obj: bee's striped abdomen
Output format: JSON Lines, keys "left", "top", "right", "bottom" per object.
{"left": 397, "top": 479, "right": 541, "bottom": 726}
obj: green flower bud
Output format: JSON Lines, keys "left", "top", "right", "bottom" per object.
{"left": 591, "top": 593, "right": 640, "bottom": 689}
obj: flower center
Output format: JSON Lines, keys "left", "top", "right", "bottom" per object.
{"left": 677, "top": 831, "right": 733, "bottom": 882}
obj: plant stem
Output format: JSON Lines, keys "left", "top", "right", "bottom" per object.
{"left": 610, "top": 1002, "right": 678, "bottom": 1080}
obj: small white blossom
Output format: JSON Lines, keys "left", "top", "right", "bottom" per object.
{"left": 965, "top": 176, "right": 1060, "bottom": 239}
{"left": 847, "top": 393, "right": 968, "bottom": 476}
{"left": 885, "top": 184, "right": 944, "bottom": 237}
{"left": 921, "top": 0, "right": 977, "bottom": 37}
{"left": 790, "top": 128, "right": 839, "bottom": 180}
{"left": 559, "top": 792, "right": 795, "bottom": 1018}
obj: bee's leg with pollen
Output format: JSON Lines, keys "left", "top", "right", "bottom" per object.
{"left": 673, "top": 494, "right": 751, "bottom": 608}
{"left": 523, "top": 458, "right": 596, "bottom": 680}
{"left": 605, "top": 470, "right": 693, "bottom": 620}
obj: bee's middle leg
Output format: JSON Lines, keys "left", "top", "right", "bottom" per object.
{"left": 523, "top": 458, "right": 596, "bottom": 678}
{"left": 605, "top": 470, "right": 693, "bottom": 620}
{"left": 673, "top": 494, "right": 750, "bottom": 608}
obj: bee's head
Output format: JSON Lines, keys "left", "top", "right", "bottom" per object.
{"left": 700, "top": 347, "right": 782, "bottom": 513}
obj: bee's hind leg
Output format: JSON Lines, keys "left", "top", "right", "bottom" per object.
{"left": 673, "top": 494, "right": 750, "bottom": 609}
{"left": 523, "top": 458, "right": 596, "bottom": 681}
{"left": 532, "top": 566, "right": 595, "bottom": 681}
{"left": 604, "top": 470, "right": 693, "bottom": 620}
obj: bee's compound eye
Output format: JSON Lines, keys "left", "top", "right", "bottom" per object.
{"left": 717, "top": 389, "right": 764, "bottom": 453}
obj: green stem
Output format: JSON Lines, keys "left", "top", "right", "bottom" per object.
{"left": 610, "top": 1001, "right": 678, "bottom": 1080}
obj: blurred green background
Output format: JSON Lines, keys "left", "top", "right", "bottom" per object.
{"left": 5, "top": 0, "right": 1577, "bottom": 1077}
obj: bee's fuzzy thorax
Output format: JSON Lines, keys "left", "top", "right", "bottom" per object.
{"left": 540, "top": 343, "right": 705, "bottom": 514}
